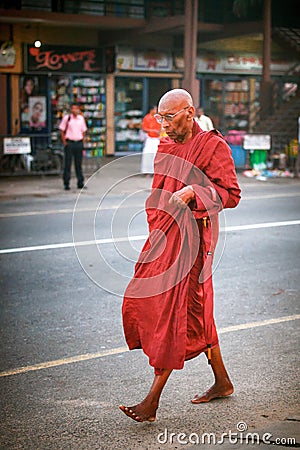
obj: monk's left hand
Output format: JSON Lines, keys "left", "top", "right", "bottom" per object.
{"left": 169, "top": 186, "right": 195, "bottom": 209}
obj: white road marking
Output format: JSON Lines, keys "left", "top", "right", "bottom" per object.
{"left": 0, "top": 219, "right": 299, "bottom": 255}
{"left": 0, "top": 314, "right": 299, "bottom": 378}
{"left": 0, "top": 192, "right": 299, "bottom": 218}
{"left": 241, "top": 192, "right": 300, "bottom": 201}
{"left": 0, "top": 204, "right": 141, "bottom": 218}
{"left": 0, "top": 235, "right": 148, "bottom": 254}
{"left": 224, "top": 219, "right": 300, "bottom": 232}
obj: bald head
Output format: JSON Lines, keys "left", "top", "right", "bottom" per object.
{"left": 156, "top": 89, "right": 195, "bottom": 144}
{"left": 158, "top": 89, "right": 194, "bottom": 110}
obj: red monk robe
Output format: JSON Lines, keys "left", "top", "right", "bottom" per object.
{"left": 122, "top": 121, "right": 241, "bottom": 374}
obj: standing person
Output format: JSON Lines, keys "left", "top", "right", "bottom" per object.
{"left": 195, "top": 107, "right": 214, "bottom": 131}
{"left": 119, "top": 89, "right": 241, "bottom": 422}
{"left": 140, "top": 105, "right": 161, "bottom": 175}
{"left": 59, "top": 103, "right": 87, "bottom": 190}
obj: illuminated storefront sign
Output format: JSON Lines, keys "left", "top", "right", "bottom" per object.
{"left": 25, "top": 44, "right": 105, "bottom": 73}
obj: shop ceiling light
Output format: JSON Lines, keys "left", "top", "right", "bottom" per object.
{"left": 34, "top": 40, "right": 42, "bottom": 48}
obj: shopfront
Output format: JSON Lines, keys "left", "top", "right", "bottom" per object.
{"left": 114, "top": 47, "right": 181, "bottom": 154}
{"left": 114, "top": 76, "right": 172, "bottom": 153}
{"left": 20, "top": 44, "right": 108, "bottom": 159}
{"left": 195, "top": 52, "right": 298, "bottom": 136}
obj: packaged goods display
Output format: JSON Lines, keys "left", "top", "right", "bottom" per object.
{"left": 50, "top": 76, "right": 106, "bottom": 157}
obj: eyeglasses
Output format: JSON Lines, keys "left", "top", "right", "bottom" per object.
{"left": 154, "top": 106, "right": 190, "bottom": 124}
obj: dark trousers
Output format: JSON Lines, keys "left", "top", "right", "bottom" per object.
{"left": 63, "top": 140, "right": 84, "bottom": 187}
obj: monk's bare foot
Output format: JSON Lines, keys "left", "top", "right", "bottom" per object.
{"left": 119, "top": 399, "right": 158, "bottom": 422}
{"left": 191, "top": 380, "right": 234, "bottom": 404}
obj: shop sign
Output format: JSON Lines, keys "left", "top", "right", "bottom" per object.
{"left": 116, "top": 47, "right": 172, "bottom": 71}
{"left": 0, "top": 41, "right": 16, "bottom": 68}
{"left": 243, "top": 134, "right": 271, "bottom": 150}
{"left": 25, "top": 44, "right": 105, "bottom": 73}
{"left": 175, "top": 53, "right": 296, "bottom": 75}
{"left": 3, "top": 137, "right": 31, "bottom": 154}
{"left": 223, "top": 55, "right": 292, "bottom": 74}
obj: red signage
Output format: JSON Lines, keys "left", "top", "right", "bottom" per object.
{"left": 25, "top": 44, "right": 105, "bottom": 73}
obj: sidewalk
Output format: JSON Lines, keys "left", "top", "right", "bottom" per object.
{"left": 0, "top": 155, "right": 299, "bottom": 201}
{"left": 0, "top": 155, "right": 151, "bottom": 200}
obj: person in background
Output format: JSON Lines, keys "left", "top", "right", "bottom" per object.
{"left": 140, "top": 105, "right": 161, "bottom": 175}
{"left": 59, "top": 103, "right": 87, "bottom": 190}
{"left": 195, "top": 107, "right": 214, "bottom": 131}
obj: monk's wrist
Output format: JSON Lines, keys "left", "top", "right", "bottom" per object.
{"left": 187, "top": 185, "right": 195, "bottom": 200}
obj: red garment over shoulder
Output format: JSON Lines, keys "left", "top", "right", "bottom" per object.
{"left": 122, "top": 121, "right": 241, "bottom": 373}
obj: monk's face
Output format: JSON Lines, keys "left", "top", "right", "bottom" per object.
{"left": 157, "top": 100, "right": 194, "bottom": 143}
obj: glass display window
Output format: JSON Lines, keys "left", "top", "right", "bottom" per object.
{"left": 50, "top": 75, "right": 106, "bottom": 157}
{"left": 73, "top": 76, "right": 106, "bottom": 157}
{"left": 201, "top": 77, "right": 257, "bottom": 135}
{"left": 115, "top": 77, "right": 144, "bottom": 152}
{"left": 114, "top": 76, "right": 171, "bottom": 153}
{"left": 202, "top": 78, "right": 223, "bottom": 130}
{"left": 50, "top": 75, "right": 72, "bottom": 136}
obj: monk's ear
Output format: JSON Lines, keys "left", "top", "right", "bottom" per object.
{"left": 187, "top": 106, "right": 195, "bottom": 120}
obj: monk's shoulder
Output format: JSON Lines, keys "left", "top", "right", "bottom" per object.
{"left": 201, "top": 129, "right": 230, "bottom": 151}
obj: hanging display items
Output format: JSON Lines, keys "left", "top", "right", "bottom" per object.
{"left": 73, "top": 77, "right": 106, "bottom": 157}
{"left": 50, "top": 75, "right": 106, "bottom": 157}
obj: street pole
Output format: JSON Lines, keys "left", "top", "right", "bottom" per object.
{"left": 260, "top": 0, "right": 273, "bottom": 120}
{"left": 182, "top": 0, "right": 199, "bottom": 105}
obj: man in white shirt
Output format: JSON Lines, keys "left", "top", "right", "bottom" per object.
{"left": 194, "top": 107, "right": 214, "bottom": 131}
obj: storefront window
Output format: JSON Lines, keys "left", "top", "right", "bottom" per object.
{"left": 50, "top": 75, "right": 106, "bottom": 157}
{"left": 202, "top": 77, "right": 252, "bottom": 135}
{"left": 114, "top": 76, "right": 171, "bottom": 154}
{"left": 115, "top": 77, "right": 144, "bottom": 153}
{"left": 202, "top": 78, "right": 223, "bottom": 130}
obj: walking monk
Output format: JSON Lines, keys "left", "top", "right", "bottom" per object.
{"left": 119, "top": 89, "right": 241, "bottom": 422}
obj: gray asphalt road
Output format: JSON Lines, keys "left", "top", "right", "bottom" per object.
{"left": 0, "top": 175, "right": 299, "bottom": 450}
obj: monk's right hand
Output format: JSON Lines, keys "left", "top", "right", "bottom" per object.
{"left": 169, "top": 186, "right": 195, "bottom": 209}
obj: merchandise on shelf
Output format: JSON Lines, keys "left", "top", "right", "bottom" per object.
{"left": 50, "top": 76, "right": 106, "bottom": 157}
{"left": 73, "top": 77, "right": 106, "bottom": 157}
{"left": 115, "top": 109, "right": 143, "bottom": 152}
{"left": 50, "top": 76, "right": 72, "bottom": 136}
{"left": 224, "top": 80, "right": 249, "bottom": 131}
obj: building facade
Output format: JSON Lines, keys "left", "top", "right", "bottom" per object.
{"left": 0, "top": 0, "right": 298, "bottom": 170}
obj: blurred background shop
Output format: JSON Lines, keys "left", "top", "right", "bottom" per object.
{"left": 0, "top": 0, "right": 299, "bottom": 174}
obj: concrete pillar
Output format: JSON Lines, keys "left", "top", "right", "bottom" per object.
{"left": 11, "top": 75, "right": 20, "bottom": 135}
{"left": 105, "top": 74, "right": 115, "bottom": 155}
{"left": 181, "top": 0, "right": 199, "bottom": 105}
